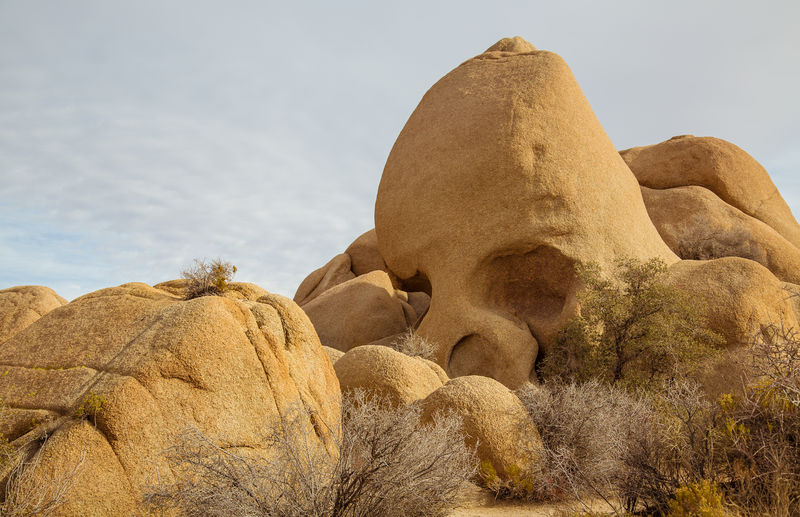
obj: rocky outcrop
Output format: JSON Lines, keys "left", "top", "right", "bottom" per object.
{"left": 667, "top": 258, "right": 798, "bottom": 347}
{"left": 0, "top": 285, "right": 67, "bottom": 344}
{"left": 301, "top": 271, "right": 418, "bottom": 352}
{"left": 374, "top": 36, "right": 677, "bottom": 388}
{"left": 334, "top": 345, "right": 446, "bottom": 405}
{"left": 293, "top": 253, "right": 355, "bottom": 306}
{"left": 0, "top": 282, "right": 340, "bottom": 515}
{"left": 641, "top": 186, "right": 800, "bottom": 284}
{"left": 420, "top": 375, "right": 543, "bottom": 479}
{"left": 622, "top": 135, "right": 800, "bottom": 248}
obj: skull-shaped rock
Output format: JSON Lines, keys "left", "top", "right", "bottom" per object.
{"left": 375, "top": 37, "right": 677, "bottom": 388}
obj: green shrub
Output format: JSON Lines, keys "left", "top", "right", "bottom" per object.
{"left": 542, "top": 257, "right": 722, "bottom": 391}
{"left": 667, "top": 480, "right": 726, "bottom": 517}
{"left": 479, "top": 460, "right": 534, "bottom": 500}
{"left": 181, "top": 258, "right": 237, "bottom": 299}
{"left": 73, "top": 391, "right": 106, "bottom": 425}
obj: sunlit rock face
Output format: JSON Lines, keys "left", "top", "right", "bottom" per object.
{"left": 375, "top": 37, "right": 676, "bottom": 388}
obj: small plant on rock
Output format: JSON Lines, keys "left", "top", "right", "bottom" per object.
{"left": 181, "top": 258, "right": 237, "bottom": 299}
{"left": 390, "top": 328, "right": 436, "bottom": 359}
{"left": 73, "top": 391, "right": 106, "bottom": 426}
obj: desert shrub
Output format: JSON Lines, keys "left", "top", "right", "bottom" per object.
{"left": 0, "top": 437, "right": 85, "bottom": 516}
{"left": 479, "top": 460, "right": 535, "bottom": 500}
{"left": 712, "top": 324, "right": 800, "bottom": 516}
{"left": 145, "top": 390, "right": 476, "bottom": 517}
{"left": 181, "top": 258, "right": 237, "bottom": 299}
{"left": 72, "top": 392, "right": 106, "bottom": 426}
{"left": 389, "top": 328, "right": 436, "bottom": 359}
{"left": 666, "top": 480, "right": 726, "bottom": 517}
{"left": 517, "top": 380, "right": 651, "bottom": 513}
{"left": 542, "top": 257, "right": 722, "bottom": 391}
{"left": 618, "top": 380, "right": 722, "bottom": 514}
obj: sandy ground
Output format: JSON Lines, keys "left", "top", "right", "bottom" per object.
{"left": 447, "top": 485, "right": 615, "bottom": 517}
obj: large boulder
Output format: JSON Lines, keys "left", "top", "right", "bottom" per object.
{"left": 642, "top": 186, "right": 800, "bottom": 284}
{"left": 302, "top": 271, "right": 417, "bottom": 352}
{"left": 420, "top": 375, "right": 543, "bottom": 479}
{"left": 0, "top": 285, "right": 67, "bottom": 344}
{"left": 345, "top": 229, "right": 391, "bottom": 277}
{"left": 621, "top": 135, "right": 800, "bottom": 248}
{"left": 374, "top": 36, "right": 677, "bottom": 387}
{"left": 667, "top": 257, "right": 798, "bottom": 347}
{"left": 293, "top": 253, "right": 356, "bottom": 306}
{"left": 334, "top": 345, "right": 446, "bottom": 405}
{"left": 0, "top": 282, "right": 341, "bottom": 515}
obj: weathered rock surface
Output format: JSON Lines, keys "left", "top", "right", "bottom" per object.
{"left": 642, "top": 186, "right": 800, "bottom": 284}
{"left": 0, "top": 282, "right": 341, "bottom": 515}
{"left": 293, "top": 253, "right": 356, "bottom": 306}
{"left": 302, "top": 271, "right": 416, "bottom": 352}
{"left": 667, "top": 258, "right": 798, "bottom": 347}
{"left": 420, "top": 375, "right": 543, "bottom": 478}
{"left": 622, "top": 135, "right": 800, "bottom": 248}
{"left": 0, "top": 286, "right": 67, "bottom": 344}
{"left": 334, "top": 345, "right": 446, "bottom": 405}
{"left": 323, "top": 345, "right": 345, "bottom": 365}
{"left": 375, "top": 36, "right": 677, "bottom": 388}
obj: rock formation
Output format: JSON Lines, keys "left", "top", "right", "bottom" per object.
{"left": 286, "top": 36, "right": 800, "bottom": 390}
{"left": 420, "top": 375, "right": 543, "bottom": 479}
{"left": 294, "top": 231, "right": 431, "bottom": 352}
{"left": 334, "top": 345, "right": 447, "bottom": 405}
{"left": 301, "top": 271, "right": 418, "bottom": 352}
{"left": 622, "top": 136, "right": 800, "bottom": 249}
{"left": 0, "top": 282, "right": 340, "bottom": 514}
{"left": 374, "top": 37, "right": 678, "bottom": 388}
{"left": 0, "top": 285, "right": 67, "bottom": 344}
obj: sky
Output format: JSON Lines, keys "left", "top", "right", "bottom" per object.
{"left": 1, "top": 1, "right": 798, "bottom": 301}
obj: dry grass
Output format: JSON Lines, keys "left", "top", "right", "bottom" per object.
{"left": 0, "top": 437, "right": 86, "bottom": 516}
{"left": 145, "top": 390, "right": 476, "bottom": 516}
{"left": 389, "top": 329, "right": 436, "bottom": 360}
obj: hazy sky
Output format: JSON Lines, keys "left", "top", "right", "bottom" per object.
{"left": 1, "top": 1, "right": 798, "bottom": 301}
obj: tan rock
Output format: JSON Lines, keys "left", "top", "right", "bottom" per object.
{"left": 302, "top": 271, "right": 414, "bottom": 352}
{"left": 345, "top": 229, "right": 389, "bottom": 277}
{"left": 420, "top": 375, "right": 543, "bottom": 478}
{"left": 667, "top": 257, "right": 798, "bottom": 347}
{"left": 0, "top": 282, "right": 340, "bottom": 514}
{"left": 153, "top": 279, "right": 270, "bottom": 301}
{"left": 293, "top": 253, "right": 355, "bottom": 306}
{"left": 375, "top": 37, "right": 676, "bottom": 388}
{"left": 642, "top": 186, "right": 800, "bottom": 284}
{"left": 621, "top": 135, "right": 800, "bottom": 248}
{"left": 407, "top": 291, "right": 431, "bottom": 322}
{"left": 323, "top": 345, "right": 345, "bottom": 365}
{"left": 334, "top": 345, "right": 444, "bottom": 405}
{"left": 0, "top": 286, "right": 67, "bottom": 344}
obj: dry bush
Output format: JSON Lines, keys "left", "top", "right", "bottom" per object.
{"left": 0, "top": 437, "right": 86, "bottom": 516}
{"left": 618, "top": 380, "right": 721, "bottom": 514}
{"left": 517, "top": 380, "right": 650, "bottom": 513}
{"left": 145, "top": 390, "right": 476, "bottom": 517}
{"left": 181, "top": 258, "right": 237, "bottom": 299}
{"left": 389, "top": 329, "right": 436, "bottom": 359}
{"left": 715, "top": 324, "right": 800, "bottom": 516}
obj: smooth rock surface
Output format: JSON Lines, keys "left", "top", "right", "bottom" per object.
{"left": 420, "top": 375, "right": 543, "bottom": 478}
{"left": 334, "top": 345, "right": 445, "bottom": 405}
